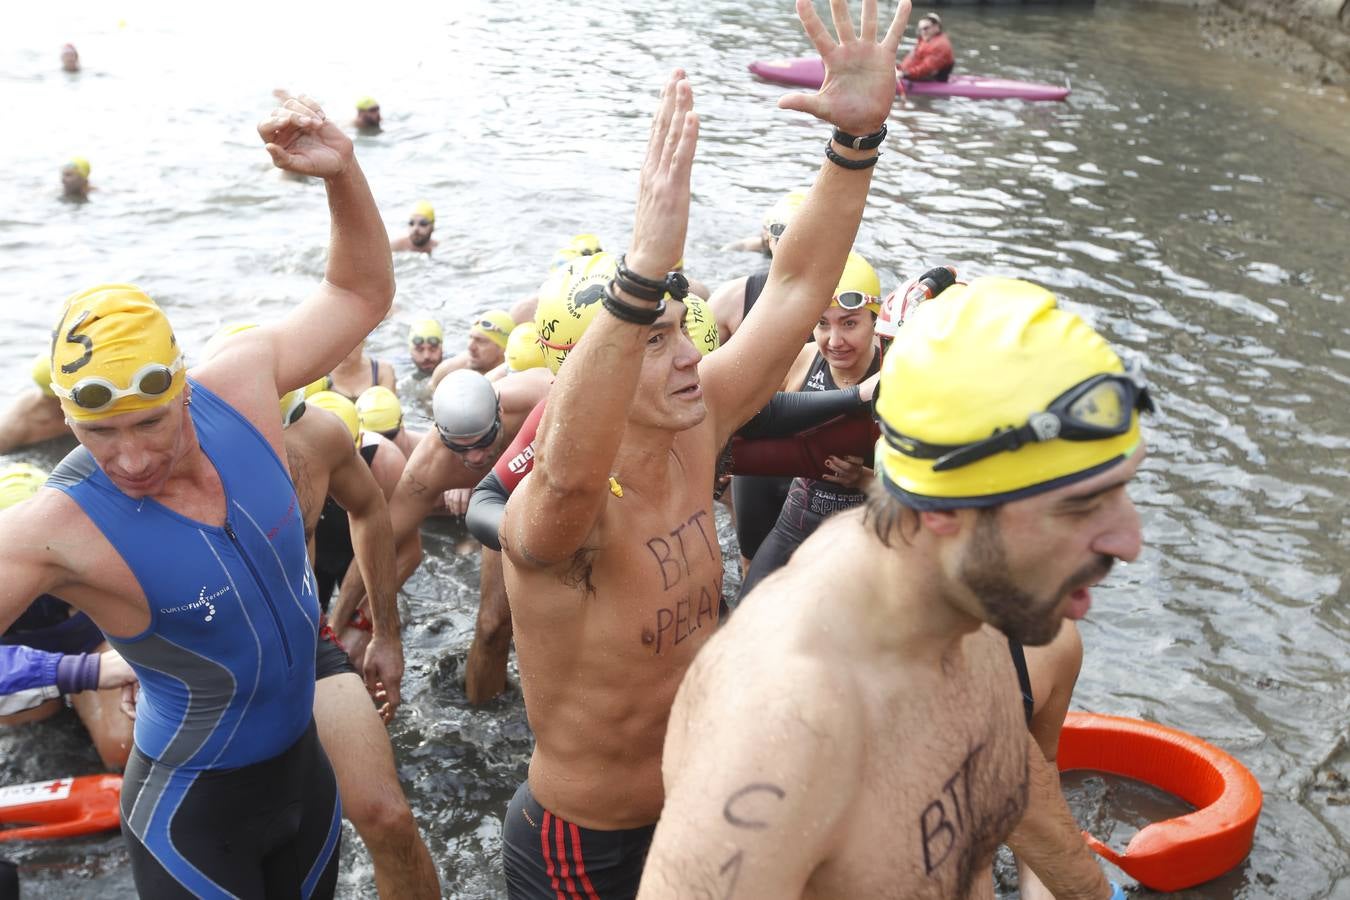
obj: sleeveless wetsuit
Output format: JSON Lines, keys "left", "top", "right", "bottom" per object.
{"left": 737, "top": 351, "right": 881, "bottom": 603}
{"left": 49, "top": 379, "right": 340, "bottom": 899}
{"left": 313, "top": 441, "right": 380, "bottom": 610}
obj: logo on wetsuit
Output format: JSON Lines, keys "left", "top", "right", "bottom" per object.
{"left": 507, "top": 444, "right": 535, "bottom": 474}
{"left": 161, "top": 585, "right": 228, "bottom": 622}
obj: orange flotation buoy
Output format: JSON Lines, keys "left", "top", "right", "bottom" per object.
{"left": 0, "top": 775, "right": 121, "bottom": 841}
{"left": 1057, "top": 712, "right": 1262, "bottom": 892}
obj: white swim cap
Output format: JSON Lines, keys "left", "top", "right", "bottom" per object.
{"left": 433, "top": 370, "right": 500, "bottom": 443}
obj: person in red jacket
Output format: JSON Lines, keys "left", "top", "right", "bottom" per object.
{"left": 899, "top": 13, "right": 955, "bottom": 82}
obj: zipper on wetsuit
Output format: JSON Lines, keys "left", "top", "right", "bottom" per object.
{"left": 223, "top": 520, "right": 295, "bottom": 668}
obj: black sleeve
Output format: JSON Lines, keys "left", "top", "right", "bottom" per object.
{"left": 737, "top": 386, "right": 864, "bottom": 439}
{"left": 466, "top": 470, "right": 509, "bottom": 552}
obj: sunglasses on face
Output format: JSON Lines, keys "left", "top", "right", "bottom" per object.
{"left": 410, "top": 336, "right": 442, "bottom": 349}
{"left": 54, "top": 358, "right": 185, "bottom": 412}
{"left": 883, "top": 371, "right": 1154, "bottom": 472}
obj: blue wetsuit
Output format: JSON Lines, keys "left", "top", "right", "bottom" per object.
{"left": 50, "top": 379, "right": 340, "bottom": 899}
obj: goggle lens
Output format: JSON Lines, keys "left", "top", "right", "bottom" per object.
{"left": 61, "top": 359, "right": 184, "bottom": 412}
{"left": 1066, "top": 380, "right": 1129, "bottom": 430}
{"left": 834, "top": 291, "right": 877, "bottom": 311}
{"left": 768, "top": 223, "right": 787, "bottom": 237}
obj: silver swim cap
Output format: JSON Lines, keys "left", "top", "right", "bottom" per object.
{"left": 433, "top": 370, "right": 500, "bottom": 443}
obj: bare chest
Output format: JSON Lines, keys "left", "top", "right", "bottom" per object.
{"left": 812, "top": 662, "right": 1029, "bottom": 899}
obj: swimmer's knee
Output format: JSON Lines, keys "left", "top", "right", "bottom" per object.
{"left": 347, "top": 787, "right": 417, "bottom": 842}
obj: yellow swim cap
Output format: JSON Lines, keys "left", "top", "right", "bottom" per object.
{"left": 411, "top": 200, "right": 435, "bottom": 224}
{"left": 356, "top": 96, "right": 379, "bottom": 111}
{"left": 306, "top": 390, "right": 360, "bottom": 445}
{"left": 408, "top": 318, "right": 443, "bottom": 347}
{"left": 683, "top": 296, "right": 720, "bottom": 356}
{"left": 536, "top": 252, "right": 616, "bottom": 374}
{"left": 764, "top": 190, "right": 807, "bottom": 234}
{"left": 875, "top": 278, "right": 1146, "bottom": 510}
{"left": 0, "top": 462, "right": 47, "bottom": 511}
{"left": 549, "top": 233, "right": 602, "bottom": 269}
{"left": 30, "top": 352, "right": 55, "bottom": 397}
{"left": 355, "top": 386, "right": 402, "bottom": 434}
{"left": 303, "top": 375, "right": 333, "bottom": 397}
{"left": 68, "top": 157, "right": 91, "bottom": 179}
{"left": 568, "top": 234, "right": 602, "bottom": 255}
{"left": 50, "top": 284, "right": 186, "bottom": 422}
{"left": 504, "top": 321, "right": 547, "bottom": 373}
{"left": 830, "top": 251, "right": 882, "bottom": 314}
{"left": 473, "top": 309, "right": 516, "bottom": 350}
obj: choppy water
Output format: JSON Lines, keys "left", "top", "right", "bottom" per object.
{"left": 2, "top": 1, "right": 1347, "bottom": 897}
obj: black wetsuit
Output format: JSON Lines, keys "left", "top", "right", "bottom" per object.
{"left": 730, "top": 269, "right": 793, "bottom": 561}
{"left": 313, "top": 442, "right": 380, "bottom": 611}
{"left": 737, "top": 351, "right": 880, "bottom": 603}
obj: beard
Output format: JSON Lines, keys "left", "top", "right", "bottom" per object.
{"left": 411, "top": 231, "right": 431, "bottom": 247}
{"left": 958, "top": 511, "right": 1113, "bottom": 646}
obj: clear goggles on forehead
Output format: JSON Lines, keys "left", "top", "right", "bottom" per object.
{"left": 833, "top": 291, "right": 880, "bottom": 313}
{"left": 882, "top": 370, "right": 1154, "bottom": 472}
{"left": 437, "top": 409, "right": 501, "bottom": 454}
{"left": 53, "top": 357, "right": 185, "bottom": 413}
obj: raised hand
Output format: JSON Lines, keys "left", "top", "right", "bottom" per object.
{"left": 626, "top": 70, "right": 700, "bottom": 278}
{"left": 258, "top": 94, "right": 354, "bottom": 179}
{"left": 780, "top": 0, "right": 912, "bottom": 135}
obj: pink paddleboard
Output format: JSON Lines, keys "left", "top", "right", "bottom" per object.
{"left": 749, "top": 56, "right": 1069, "bottom": 102}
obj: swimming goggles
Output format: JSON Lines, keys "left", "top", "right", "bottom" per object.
{"left": 833, "top": 291, "right": 880, "bottom": 313}
{"left": 881, "top": 370, "right": 1154, "bottom": 472}
{"left": 474, "top": 319, "right": 510, "bottom": 339}
{"left": 408, "top": 217, "right": 432, "bottom": 227}
{"left": 53, "top": 357, "right": 185, "bottom": 413}
{"left": 767, "top": 222, "right": 788, "bottom": 238}
{"left": 438, "top": 409, "right": 501, "bottom": 454}
{"left": 409, "top": 335, "right": 441, "bottom": 349}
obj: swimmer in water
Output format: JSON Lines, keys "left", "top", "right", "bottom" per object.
{"left": 60, "top": 43, "right": 80, "bottom": 73}
{"left": 495, "top": 1, "right": 911, "bottom": 889}
{"left": 407, "top": 318, "right": 444, "bottom": 376}
{"left": 0, "top": 352, "right": 74, "bottom": 453}
{"left": 391, "top": 200, "right": 437, "bottom": 253}
{"left": 429, "top": 309, "right": 516, "bottom": 388}
{"left": 354, "top": 95, "right": 382, "bottom": 132}
{"left": 0, "top": 92, "right": 395, "bottom": 898}
{"left": 61, "top": 157, "right": 91, "bottom": 200}
{"left": 641, "top": 278, "right": 1146, "bottom": 899}
{"left": 335, "top": 367, "right": 550, "bottom": 703}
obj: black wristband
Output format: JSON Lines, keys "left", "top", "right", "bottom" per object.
{"left": 824, "top": 142, "right": 880, "bottom": 171}
{"left": 616, "top": 254, "right": 691, "bottom": 302}
{"left": 831, "top": 123, "right": 888, "bottom": 150}
{"left": 603, "top": 280, "right": 666, "bottom": 325}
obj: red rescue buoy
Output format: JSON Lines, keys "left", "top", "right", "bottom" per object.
{"left": 1057, "top": 712, "right": 1262, "bottom": 892}
{"left": 0, "top": 775, "right": 121, "bottom": 841}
